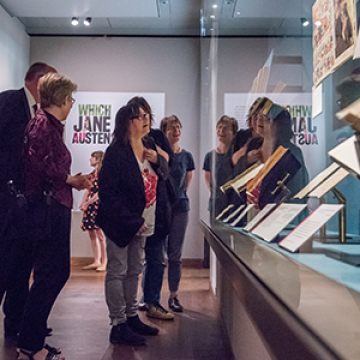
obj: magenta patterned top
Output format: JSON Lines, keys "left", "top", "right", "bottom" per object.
{"left": 24, "top": 109, "right": 73, "bottom": 209}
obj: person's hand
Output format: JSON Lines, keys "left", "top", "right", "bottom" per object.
{"left": 67, "top": 173, "right": 92, "bottom": 191}
{"left": 79, "top": 202, "right": 88, "bottom": 212}
{"left": 137, "top": 221, "right": 148, "bottom": 235}
{"left": 143, "top": 148, "right": 158, "bottom": 163}
{"left": 247, "top": 149, "right": 263, "bottom": 165}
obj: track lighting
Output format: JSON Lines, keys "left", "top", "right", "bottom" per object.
{"left": 71, "top": 17, "right": 79, "bottom": 26}
{"left": 301, "top": 18, "right": 309, "bottom": 27}
{"left": 84, "top": 17, "right": 92, "bottom": 26}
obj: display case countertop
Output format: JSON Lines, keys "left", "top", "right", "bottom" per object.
{"left": 201, "top": 219, "right": 360, "bottom": 360}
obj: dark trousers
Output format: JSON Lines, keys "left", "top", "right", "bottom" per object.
{"left": 142, "top": 233, "right": 166, "bottom": 305}
{"left": 14, "top": 199, "right": 71, "bottom": 351}
{"left": 0, "top": 192, "right": 31, "bottom": 335}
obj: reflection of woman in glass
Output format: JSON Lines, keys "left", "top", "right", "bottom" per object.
{"left": 80, "top": 151, "right": 107, "bottom": 271}
{"left": 252, "top": 104, "right": 308, "bottom": 209}
{"left": 203, "top": 115, "right": 238, "bottom": 217}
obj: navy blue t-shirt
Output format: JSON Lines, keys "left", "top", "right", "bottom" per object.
{"left": 170, "top": 149, "right": 195, "bottom": 212}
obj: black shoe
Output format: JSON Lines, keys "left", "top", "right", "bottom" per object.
{"left": 109, "top": 323, "right": 146, "bottom": 346}
{"left": 127, "top": 315, "right": 159, "bottom": 336}
{"left": 168, "top": 297, "right": 183, "bottom": 312}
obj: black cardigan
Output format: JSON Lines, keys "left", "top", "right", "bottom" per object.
{"left": 96, "top": 138, "right": 168, "bottom": 247}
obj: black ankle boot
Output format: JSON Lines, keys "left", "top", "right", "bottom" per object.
{"left": 127, "top": 315, "right": 159, "bottom": 336}
{"left": 109, "top": 323, "right": 146, "bottom": 346}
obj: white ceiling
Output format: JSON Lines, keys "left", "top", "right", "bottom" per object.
{"left": 0, "top": 0, "right": 314, "bottom": 36}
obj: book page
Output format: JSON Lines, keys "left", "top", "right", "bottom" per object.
{"left": 308, "top": 168, "right": 349, "bottom": 198}
{"left": 279, "top": 204, "right": 344, "bottom": 252}
{"left": 230, "top": 204, "right": 254, "bottom": 227}
{"left": 244, "top": 203, "right": 277, "bottom": 232}
{"left": 252, "top": 204, "right": 307, "bottom": 242}
{"left": 294, "top": 163, "right": 340, "bottom": 199}
{"left": 247, "top": 146, "right": 287, "bottom": 193}
{"left": 328, "top": 136, "right": 360, "bottom": 176}
{"left": 222, "top": 205, "right": 245, "bottom": 223}
{"left": 336, "top": 97, "right": 360, "bottom": 132}
{"left": 231, "top": 164, "right": 264, "bottom": 194}
{"left": 220, "top": 163, "right": 264, "bottom": 194}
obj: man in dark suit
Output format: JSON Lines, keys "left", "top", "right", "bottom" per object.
{"left": 0, "top": 62, "right": 57, "bottom": 337}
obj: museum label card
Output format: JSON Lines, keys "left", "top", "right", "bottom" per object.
{"left": 312, "top": 83, "right": 323, "bottom": 118}
{"left": 252, "top": 204, "right": 307, "bottom": 242}
{"left": 243, "top": 203, "right": 277, "bottom": 232}
{"left": 279, "top": 204, "right": 344, "bottom": 252}
{"left": 294, "top": 162, "right": 340, "bottom": 199}
{"left": 308, "top": 168, "right": 349, "bottom": 198}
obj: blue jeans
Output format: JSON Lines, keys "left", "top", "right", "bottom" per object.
{"left": 142, "top": 233, "right": 166, "bottom": 305}
{"left": 167, "top": 211, "right": 189, "bottom": 293}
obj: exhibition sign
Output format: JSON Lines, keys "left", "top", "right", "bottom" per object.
{"left": 65, "top": 91, "right": 165, "bottom": 209}
{"left": 224, "top": 92, "right": 326, "bottom": 181}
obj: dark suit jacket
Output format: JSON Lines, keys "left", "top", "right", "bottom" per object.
{"left": 97, "top": 138, "right": 168, "bottom": 247}
{"left": 0, "top": 88, "right": 30, "bottom": 199}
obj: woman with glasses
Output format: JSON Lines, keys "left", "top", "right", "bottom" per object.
{"left": 126, "top": 97, "right": 175, "bottom": 321}
{"left": 18, "top": 73, "right": 91, "bottom": 360}
{"left": 249, "top": 103, "right": 308, "bottom": 209}
{"left": 97, "top": 102, "right": 169, "bottom": 346}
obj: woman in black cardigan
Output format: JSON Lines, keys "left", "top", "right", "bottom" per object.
{"left": 97, "top": 103, "right": 168, "bottom": 346}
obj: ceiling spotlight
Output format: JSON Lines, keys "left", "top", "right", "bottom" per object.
{"left": 71, "top": 17, "right": 79, "bottom": 26}
{"left": 315, "top": 20, "right": 322, "bottom": 26}
{"left": 84, "top": 17, "right": 92, "bottom": 26}
{"left": 212, "top": 4, "right": 218, "bottom": 8}
{"left": 301, "top": 18, "right": 309, "bottom": 27}
{"left": 210, "top": 15, "right": 215, "bottom": 19}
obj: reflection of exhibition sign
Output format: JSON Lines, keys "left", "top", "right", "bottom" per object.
{"left": 224, "top": 93, "right": 326, "bottom": 181}
{"left": 65, "top": 91, "right": 165, "bottom": 209}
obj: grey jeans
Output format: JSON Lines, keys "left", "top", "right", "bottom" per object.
{"left": 105, "top": 235, "right": 145, "bottom": 326}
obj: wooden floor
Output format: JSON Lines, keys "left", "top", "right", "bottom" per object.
{"left": 0, "top": 264, "right": 234, "bottom": 360}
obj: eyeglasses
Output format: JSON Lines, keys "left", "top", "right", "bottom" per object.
{"left": 71, "top": 97, "right": 76, "bottom": 104}
{"left": 135, "top": 113, "right": 150, "bottom": 121}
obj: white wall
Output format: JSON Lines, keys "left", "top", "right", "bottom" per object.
{"left": 0, "top": 5, "right": 30, "bottom": 91}
{"left": 30, "top": 36, "right": 202, "bottom": 259}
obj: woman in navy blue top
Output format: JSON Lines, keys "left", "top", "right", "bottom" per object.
{"left": 160, "top": 115, "right": 195, "bottom": 312}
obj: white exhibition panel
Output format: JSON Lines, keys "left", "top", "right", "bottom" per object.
{"left": 64, "top": 91, "right": 165, "bottom": 209}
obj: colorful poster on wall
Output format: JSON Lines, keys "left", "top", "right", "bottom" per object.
{"left": 312, "top": 0, "right": 357, "bottom": 86}
{"left": 224, "top": 93, "right": 326, "bottom": 182}
{"left": 64, "top": 91, "right": 165, "bottom": 209}
{"left": 313, "top": 0, "right": 336, "bottom": 86}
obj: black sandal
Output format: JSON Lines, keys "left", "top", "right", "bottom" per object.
{"left": 19, "top": 348, "right": 63, "bottom": 360}
{"left": 44, "top": 344, "right": 61, "bottom": 355}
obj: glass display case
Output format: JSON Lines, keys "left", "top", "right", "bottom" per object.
{"left": 199, "top": 0, "right": 360, "bottom": 359}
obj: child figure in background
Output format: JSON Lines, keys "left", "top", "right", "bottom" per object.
{"left": 80, "top": 151, "right": 107, "bottom": 271}
{"left": 160, "top": 115, "right": 195, "bottom": 312}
